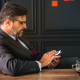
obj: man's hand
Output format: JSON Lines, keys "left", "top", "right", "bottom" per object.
{"left": 48, "top": 58, "right": 60, "bottom": 68}
{"left": 38, "top": 50, "right": 61, "bottom": 68}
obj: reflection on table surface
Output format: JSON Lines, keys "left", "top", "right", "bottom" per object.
{"left": 0, "top": 69, "right": 80, "bottom": 80}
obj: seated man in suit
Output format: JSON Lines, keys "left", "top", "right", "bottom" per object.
{"left": 0, "top": 2, "right": 80, "bottom": 76}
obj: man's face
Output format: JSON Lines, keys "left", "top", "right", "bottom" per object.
{"left": 10, "top": 15, "right": 27, "bottom": 37}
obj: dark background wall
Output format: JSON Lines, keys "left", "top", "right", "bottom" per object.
{"left": 0, "top": 0, "right": 80, "bottom": 59}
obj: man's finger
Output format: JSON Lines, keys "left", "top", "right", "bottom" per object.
{"left": 49, "top": 50, "right": 56, "bottom": 55}
{"left": 50, "top": 51, "right": 59, "bottom": 57}
{"left": 52, "top": 56, "right": 61, "bottom": 60}
{"left": 53, "top": 58, "right": 60, "bottom": 63}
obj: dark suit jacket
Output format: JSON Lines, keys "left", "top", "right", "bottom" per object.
{"left": 0, "top": 29, "right": 42, "bottom": 76}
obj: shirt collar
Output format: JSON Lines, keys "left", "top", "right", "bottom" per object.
{"left": 8, "top": 34, "right": 16, "bottom": 40}
{"left": 1, "top": 29, "right": 16, "bottom": 40}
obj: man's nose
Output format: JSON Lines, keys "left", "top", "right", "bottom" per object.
{"left": 23, "top": 24, "right": 27, "bottom": 29}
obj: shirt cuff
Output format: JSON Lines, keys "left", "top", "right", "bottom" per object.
{"left": 36, "top": 61, "right": 41, "bottom": 71}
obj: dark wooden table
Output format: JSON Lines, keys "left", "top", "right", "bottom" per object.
{"left": 0, "top": 69, "right": 80, "bottom": 80}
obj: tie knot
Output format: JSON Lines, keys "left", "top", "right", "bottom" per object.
{"left": 16, "top": 37, "right": 17, "bottom": 40}
{"left": 16, "top": 37, "right": 20, "bottom": 43}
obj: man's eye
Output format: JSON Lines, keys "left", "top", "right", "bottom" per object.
{"left": 20, "top": 21, "right": 26, "bottom": 24}
{"left": 20, "top": 22, "right": 23, "bottom": 24}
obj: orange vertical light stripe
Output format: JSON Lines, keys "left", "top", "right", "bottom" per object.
{"left": 52, "top": 1, "right": 58, "bottom": 7}
{"left": 64, "top": 0, "right": 69, "bottom": 1}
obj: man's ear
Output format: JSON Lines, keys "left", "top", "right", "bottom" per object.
{"left": 4, "top": 18, "right": 12, "bottom": 25}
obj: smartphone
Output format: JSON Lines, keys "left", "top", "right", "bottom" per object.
{"left": 52, "top": 50, "right": 62, "bottom": 57}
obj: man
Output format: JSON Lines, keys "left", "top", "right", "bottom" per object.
{"left": 0, "top": 2, "right": 61, "bottom": 76}
{"left": 0, "top": 2, "right": 80, "bottom": 76}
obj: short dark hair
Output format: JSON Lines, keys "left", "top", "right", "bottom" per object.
{"left": 0, "top": 2, "right": 28, "bottom": 25}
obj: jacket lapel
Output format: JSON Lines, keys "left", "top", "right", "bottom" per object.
{"left": 0, "top": 29, "right": 34, "bottom": 57}
{"left": 18, "top": 36, "right": 33, "bottom": 49}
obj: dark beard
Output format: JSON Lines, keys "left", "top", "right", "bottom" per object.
{"left": 10, "top": 26, "right": 23, "bottom": 37}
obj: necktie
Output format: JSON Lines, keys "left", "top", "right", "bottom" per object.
{"left": 15, "top": 37, "right": 37, "bottom": 56}
{"left": 16, "top": 37, "right": 21, "bottom": 44}
{"left": 29, "top": 49, "right": 37, "bottom": 56}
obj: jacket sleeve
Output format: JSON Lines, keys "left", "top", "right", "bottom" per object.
{"left": 0, "top": 45, "right": 40, "bottom": 76}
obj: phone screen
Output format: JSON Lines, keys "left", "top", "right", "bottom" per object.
{"left": 52, "top": 50, "right": 62, "bottom": 57}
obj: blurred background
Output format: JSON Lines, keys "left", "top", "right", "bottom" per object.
{"left": 0, "top": 0, "right": 80, "bottom": 59}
